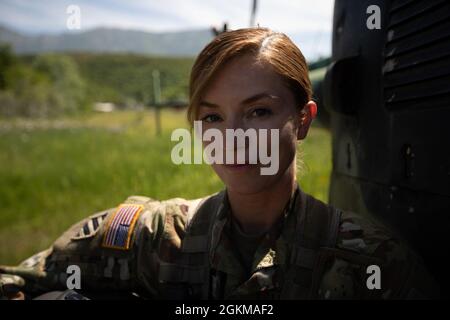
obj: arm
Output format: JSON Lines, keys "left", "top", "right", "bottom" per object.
{"left": 0, "top": 195, "right": 195, "bottom": 299}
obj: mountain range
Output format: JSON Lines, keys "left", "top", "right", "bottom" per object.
{"left": 0, "top": 25, "right": 214, "bottom": 57}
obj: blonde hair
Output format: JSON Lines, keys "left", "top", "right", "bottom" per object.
{"left": 187, "top": 27, "right": 312, "bottom": 124}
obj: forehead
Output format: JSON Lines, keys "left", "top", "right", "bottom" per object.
{"left": 202, "top": 54, "right": 290, "bottom": 103}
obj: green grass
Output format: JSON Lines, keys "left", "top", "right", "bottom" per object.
{"left": 0, "top": 110, "right": 331, "bottom": 264}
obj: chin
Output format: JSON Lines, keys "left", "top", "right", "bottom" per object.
{"left": 225, "top": 180, "right": 271, "bottom": 195}
{"left": 214, "top": 164, "right": 280, "bottom": 195}
{"left": 228, "top": 182, "right": 267, "bottom": 194}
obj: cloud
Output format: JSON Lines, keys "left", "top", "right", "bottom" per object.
{"left": 0, "top": 0, "right": 333, "bottom": 59}
{"left": 0, "top": 0, "right": 334, "bottom": 32}
{"left": 0, "top": 0, "right": 68, "bottom": 33}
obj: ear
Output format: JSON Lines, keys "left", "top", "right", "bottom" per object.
{"left": 297, "top": 101, "right": 317, "bottom": 140}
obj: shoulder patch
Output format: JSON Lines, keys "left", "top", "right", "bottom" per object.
{"left": 72, "top": 211, "right": 109, "bottom": 240}
{"left": 101, "top": 204, "right": 144, "bottom": 250}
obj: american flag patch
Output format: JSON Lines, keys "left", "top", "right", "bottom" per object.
{"left": 102, "top": 204, "right": 143, "bottom": 250}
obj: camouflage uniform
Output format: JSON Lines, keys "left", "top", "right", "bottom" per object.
{"left": 0, "top": 184, "right": 439, "bottom": 299}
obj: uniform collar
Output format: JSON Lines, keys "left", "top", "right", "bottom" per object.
{"left": 209, "top": 183, "right": 302, "bottom": 277}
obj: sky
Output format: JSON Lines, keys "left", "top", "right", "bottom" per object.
{"left": 0, "top": 0, "right": 334, "bottom": 60}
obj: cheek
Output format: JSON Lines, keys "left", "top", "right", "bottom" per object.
{"left": 278, "top": 127, "right": 298, "bottom": 168}
{"left": 267, "top": 119, "right": 298, "bottom": 159}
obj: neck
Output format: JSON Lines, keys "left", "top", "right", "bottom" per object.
{"left": 227, "top": 165, "right": 297, "bottom": 235}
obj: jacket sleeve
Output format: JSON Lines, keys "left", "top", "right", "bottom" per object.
{"left": 0, "top": 195, "right": 200, "bottom": 299}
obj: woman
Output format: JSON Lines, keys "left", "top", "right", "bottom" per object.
{"left": 0, "top": 28, "right": 437, "bottom": 300}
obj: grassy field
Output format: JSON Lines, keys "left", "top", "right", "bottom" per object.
{"left": 0, "top": 109, "right": 331, "bottom": 264}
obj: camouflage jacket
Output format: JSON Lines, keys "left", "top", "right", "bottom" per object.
{"left": 0, "top": 184, "right": 439, "bottom": 299}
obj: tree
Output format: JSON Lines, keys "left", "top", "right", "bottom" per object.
{"left": 0, "top": 44, "right": 17, "bottom": 90}
{"left": 33, "top": 54, "right": 86, "bottom": 115}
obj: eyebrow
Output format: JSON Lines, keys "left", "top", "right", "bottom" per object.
{"left": 199, "top": 92, "right": 280, "bottom": 108}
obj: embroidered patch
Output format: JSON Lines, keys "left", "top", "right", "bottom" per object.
{"left": 102, "top": 204, "right": 143, "bottom": 250}
{"left": 72, "top": 212, "right": 108, "bottom": 240}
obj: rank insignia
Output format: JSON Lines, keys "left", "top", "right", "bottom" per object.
{"left": 72, "top": 211, "right": 108, "bottom": 240}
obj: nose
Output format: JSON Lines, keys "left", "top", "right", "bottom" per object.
{"left": 223, "top": 115, "right": 252, "bottom": 155}
{"left": 224, "top": 114, "right": 246, "bottom": 131}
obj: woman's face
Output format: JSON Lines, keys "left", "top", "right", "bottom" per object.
{"left": 197, "top": 53, "right": 314, "bottom": 194}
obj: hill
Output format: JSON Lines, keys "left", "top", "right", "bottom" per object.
{"left": 0, "top": 25, "right": 214, "bottom": 57}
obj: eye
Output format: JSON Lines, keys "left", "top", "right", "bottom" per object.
{"left": 201, "top": 114, "right": 222, "bottom": 123}
{"left": 250, "top": 107, "right": 272, "bottom": 118}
